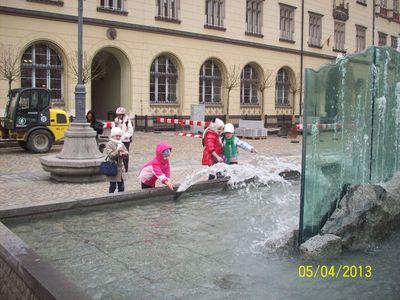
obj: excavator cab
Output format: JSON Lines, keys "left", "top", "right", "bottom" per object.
{"left": 1, "top": 88, "right": 69, "bottom": 153}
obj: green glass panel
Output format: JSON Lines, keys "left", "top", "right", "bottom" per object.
{"left": 371, "top": 48, "right": 400, "bottom": 182}
{"left": 299, "top": 47, "right": 400, "bottom": 243}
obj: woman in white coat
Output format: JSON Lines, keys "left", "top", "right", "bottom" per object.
{"left": 114, "top": 107, "right": 134, "bottom": 172}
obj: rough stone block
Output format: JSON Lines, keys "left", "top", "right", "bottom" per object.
{"left": 300, "top": 234, "right": 342, "bottom": 260}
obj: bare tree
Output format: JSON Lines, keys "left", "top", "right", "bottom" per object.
{"left": 288, "top": 72, "right": 302, "bottom": 125}
{"left": 69, "top": 51, "right": 107, "bottom": 84}
{"left": 0, "top": 44, "right": 21, "bottom": 94}
{"left": 222, "top": 65, "right": 240, "bottom": 122}
{"left": 257, "top": 69, "right": 274, "bottom": 121}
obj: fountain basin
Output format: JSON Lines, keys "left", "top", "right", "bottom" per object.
{"left": 1, "top": 179, "right": 399, "bottom": 299}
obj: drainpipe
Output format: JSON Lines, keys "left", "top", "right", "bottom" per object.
{"left": 299, "top": 0, "right": 304, "bottom": 116}
{"left": 372, "top": 0, "right": 376, "bottom": 45}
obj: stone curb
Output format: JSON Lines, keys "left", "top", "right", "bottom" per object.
{"left": 0, "top": 178, "right": 228, "bottom": 219}
{"left": 0, "top": 223, "right": 91, "bottom": 300}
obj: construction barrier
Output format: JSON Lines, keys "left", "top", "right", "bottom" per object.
{"left": 104, "top": 121, "right": 115, "bottom": 129}
{"left": 174, "top": 132, "right": 202, "bottom": 138}
{"left": 155, "top": 117, "right": 210, "bottom": 127}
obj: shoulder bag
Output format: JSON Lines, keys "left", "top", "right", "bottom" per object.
{"left": 100, "top": 154, "right": 118, "bottom": 176}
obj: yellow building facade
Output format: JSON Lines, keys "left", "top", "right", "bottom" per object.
{"left": 0, "top": 0, "right": 399, "bottom": 120}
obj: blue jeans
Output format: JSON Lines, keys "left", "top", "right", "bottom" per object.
{"left": 109, "top": 178, "right": 124, "bottom": 193}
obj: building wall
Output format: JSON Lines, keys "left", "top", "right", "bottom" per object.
{"left": 0, "top": 0, "right": 399, "bottom": 119}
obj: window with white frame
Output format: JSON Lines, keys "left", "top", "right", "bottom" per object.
{"left": 205, "top": 0, "right": 225, "bottom": 28}
{"left": 21, "top": 44, "right": 63, "bottom": 102}
{"left": 99, "top": 0, "right": 124, "bottom": 11}
{"left": 334, "top": 21, "right": 345, "bottom": 51}
{"left": 240, "top": 64, "right": 259, "bottom": 105}
{"left": 199, "top": 60, "right": 222, "bottom": 104}
{"left": 391, "top": 36, "right": 398, "bottom": 49}
{"left": 156, "top": 0, "right": 179, "bottom": 20}
{"left": 275, "top": 68, "right": 290, "bottom": 107}
{"left": 246, "top": 0, "right": 263, "bottom": 35}
{"left": 378, "top": 32, "right": 387, "bottom": 46}
{"left": 356, "top": 25, "right": 366, "bottom": 52}
{"left": 394, "top": 0, "right": 399, "bottom": 13}
{"left": 308, "top": 13, "right": 322, "bottom": 47}
{"left": 280, "top": 4, "right": 295, "bottom": 41}
{"left": 150, "top": 55, "right": 178, "bottom": 103}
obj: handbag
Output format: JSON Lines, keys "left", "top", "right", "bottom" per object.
{"left": 100, "top": 154, "right": 118, "bottom": 176}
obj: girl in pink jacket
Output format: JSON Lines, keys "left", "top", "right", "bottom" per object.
{"left": 138, "top": 142, "right": 174, "bottom": 191}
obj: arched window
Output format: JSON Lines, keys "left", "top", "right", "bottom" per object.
{"left": 240, "top": 64, "right": 258, "bottom": 104}
{"left": 199, "top": 60, "right": 222, "bottom": 103}
{"left": 150, "top": 55, "right": 178, "bottom": 103}
{"left": 21, "top": 44, "right": 63, "bottom": 102}
{"left": 275, "top": 68, "right": 290, "bottom": 106}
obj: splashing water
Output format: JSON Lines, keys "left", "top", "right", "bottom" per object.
{"left": 177, "top": 155, "right": 301, "bottom": 192}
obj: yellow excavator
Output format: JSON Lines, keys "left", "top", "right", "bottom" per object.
{"left": 0, "top": 88, "right": 69, "bottom": 153}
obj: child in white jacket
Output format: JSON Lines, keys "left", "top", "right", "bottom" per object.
{"left": 222, "top": 123, "right": 257, "bottom": 164}
{"left": 114, "top": 106, "right": 134, "bottom": 172}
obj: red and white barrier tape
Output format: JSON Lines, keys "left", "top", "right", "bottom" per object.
{"left": 175, "top": 132, "right": 202, "bottom": 138}
{"left": 156, "top": 117, "right": 210, "bottom": 127}
{"left": 104, "top": 121, "right": 115, "bottom": 129}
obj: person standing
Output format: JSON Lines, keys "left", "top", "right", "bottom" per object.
{"left": 114, "top": 107, "right": 134, "bottom": 172}
{"left": 222, "top": 123, "right": 257, "bottom": 165}
{"left": 104, "top": 127, "right": 129, "bottom": 193}
{"left": 86, "top": 110, "right": 103, "bottom": 140}
{"left": 202, "top": 118, "right": 225, "bottom": 180}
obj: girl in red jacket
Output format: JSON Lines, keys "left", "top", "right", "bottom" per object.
{"left": 202, "top": 118, "right": 225, "bottom": 179}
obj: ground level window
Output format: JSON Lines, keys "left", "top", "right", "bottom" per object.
{"left": 150, "top": 55, "right": 178, "bottom": 103}
{"left": 21, "top": 44, "right": 63, "bottom": 102}
{"left": 199, "top": 60, "right": 222, "bottom": 104}
{"left": 275, "top": 68, "right": 290, "bottom": 107}
{"left": 240, "top": 64, "right": 259, "bottom": 104}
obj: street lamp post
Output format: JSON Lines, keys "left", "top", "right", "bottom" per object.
{"left": 40, "top": 0, "right": 105, "bottom": 182}
{"left": 75, "top": 0, "right": 86, "bottom": 123}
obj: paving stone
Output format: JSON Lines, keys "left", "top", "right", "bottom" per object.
{"left": 0, "top": 132, "right": 302, "bottom": 210}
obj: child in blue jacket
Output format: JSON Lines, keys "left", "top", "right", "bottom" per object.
{"left": 222, "top": 123, "right": 257, "bottom": 164}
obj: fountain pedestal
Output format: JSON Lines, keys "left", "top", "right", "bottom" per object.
{"left": 40, "top": 123, "right": 105, "bottom": 182}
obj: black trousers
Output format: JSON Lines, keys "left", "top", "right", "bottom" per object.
{"left": 122, "top": 142, "right": 130, "bottom": 172}
{"left": 109, "top": 178, "right": 124, "bottom": 193}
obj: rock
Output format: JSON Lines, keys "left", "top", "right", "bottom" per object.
{"left": 278, "top": 170, "right": 301, "bottom": 180}
{"left": 299, "top": 234, "right": 342, "bottom": 260}
{"left": 381, "top": 173, "right": 400, "bottom": 228}
{"left": 264, "top": 229, "right": 299, "bottom": 256}
{"left": 321, "top": 184, "right": 400, "bottom": 250}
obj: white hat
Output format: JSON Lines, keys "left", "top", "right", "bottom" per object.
{"left": 209, "top": 118, "right": 225, "bottom": 132}
{"left": 224, "top": 123, "right": 235, "bottom": 133}
{"left": 111, "top": 126, "right": 122, "bottom": 137}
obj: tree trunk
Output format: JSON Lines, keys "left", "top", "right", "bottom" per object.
{"left": 226, "top": 90, "right": 230, "bottom": 123}
{"left": 261, "top": 89, "right": 265, "bottom": 121}
{"left": 291, "top": 92, "right": 296, "bottom": 125}
{"left": 8, "top": 79, "right": 12, "bottom": 95}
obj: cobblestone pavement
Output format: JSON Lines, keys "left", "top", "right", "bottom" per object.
{"left": 0, "top": 132, "right": 302, "bottom": 210}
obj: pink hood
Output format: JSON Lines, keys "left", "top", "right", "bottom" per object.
{"left": 139, "top": 142, "right": 172, "bottom": 186}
